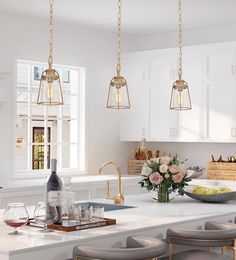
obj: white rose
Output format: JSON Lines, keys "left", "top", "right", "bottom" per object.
{"left": 159, "top": 164, "right": 168, "bottom": 173}
{"left": 165, "top": 173, "right": 170, "bottom": 178}
{"left": 141, "top": 166, "right": 152, "bottom": 177}
{"left": 178, "top": 164, "right": 187, "bottom": 175}
{"left": 152, "top": 158, "right": 160, "bottom": 163}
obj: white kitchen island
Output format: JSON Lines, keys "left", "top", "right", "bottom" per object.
{"left": 1, "top": 192, "right": 236, "bottom": 260}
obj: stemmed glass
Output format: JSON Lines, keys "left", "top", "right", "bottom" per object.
{"left": 4, "top": 203, "right": 29, "bottom": 235}
{"left": 34, "top": 201, "right": 58, "bottom": 232}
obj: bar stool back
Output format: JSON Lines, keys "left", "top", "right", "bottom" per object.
{"left": 73, "top": 235, "right": 167, "bottom": 260}
{"left": 167, "top": 228, "right": 234, "bottom": 260}
{"left": 205, "top": 220, "right": 236, "bottom": 257}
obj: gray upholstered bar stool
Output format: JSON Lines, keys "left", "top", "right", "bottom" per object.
{"left": 166, "top": 228, "right": 233, "bottom": 260}
{"left": 205, "top": 221, "right": 236, "bottom": 256}
{"left": 73, "top": 235, "right": 167, "bottom": 260}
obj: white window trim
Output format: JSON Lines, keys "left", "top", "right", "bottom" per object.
{"left": 13, "top": 59, "right": 86, "bottom": 179}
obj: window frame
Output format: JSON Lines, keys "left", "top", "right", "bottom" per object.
{"left": 13, "top": 59, "right": 86, "bottom": 179}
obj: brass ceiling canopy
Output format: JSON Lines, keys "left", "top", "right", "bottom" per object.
{"left": 107, "top": 0, "right": 130, "bottom": 109}
{"left": 170, "top": 0, "right": 191, "bottom": 111}
{"left": 37, "top": 0, "right": 64, "bottom": 106}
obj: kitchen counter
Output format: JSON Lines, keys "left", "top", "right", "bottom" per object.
{"left": 1, "top": 192, "right": 236, "bottom": 260}
{"left": 0, "top": 176, "right": 142, "bottom": 208}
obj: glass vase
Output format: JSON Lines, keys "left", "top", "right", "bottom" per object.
{"left": 158, "top": 183, "right": 169, "bottom": 203}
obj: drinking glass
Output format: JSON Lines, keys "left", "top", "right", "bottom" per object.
{"left": 92, "top": 207, "right": 104, "bottom": 221}
{"left": 4, "top": 203, "right": 29, "bottom": 235}
{"left": 33, "top": 201, "right": 58, "bottom": 232}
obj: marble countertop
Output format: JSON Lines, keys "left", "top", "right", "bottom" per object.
{"left": 1, "top": 192, "right": 236, "bottom": 256}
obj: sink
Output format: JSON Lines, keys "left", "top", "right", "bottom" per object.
{"left": 74, "top": 202, "right": 136, "bottom": 211}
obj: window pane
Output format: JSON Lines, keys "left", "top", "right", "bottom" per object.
{"left": 32, "top": 144, "right": 51, "bottom": 170}
{"left": 70, "top": 70, "right": 79, "bottom": 95}
{"left": 17, "top": 91, "right": 29, "bottom": 117}
{"left": 17, "top": 63, "right": 30, "bottom": 90}
{"left": 62, "top": 119, "right": 78, "bottom": 143}
{"left": 31, "top": 103, "right": 44, "bottom": 118}
{"left": 32, "top": 125, "right": 51, "bottom": 143}
{"left": 62, "top": 95, "right": 78, "bottom": 119}
{"left": 16, "top": 118, "right": 28, "bottom": 143}
{"left": 16, "top": 143, "right": 28, "bottom": 171}
{"left": 50, "top": 120, "right": 58, "bottom": 144}
{"left": 61, "top": 144, "right": 78, "bottom": 168}
{"left": 47, "top": 105, "right": 60, "bottom": 118}
{"left": 51, "top": 144, "right": 57, "bottom": 159}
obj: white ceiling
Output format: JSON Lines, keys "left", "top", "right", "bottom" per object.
{"left": 0, "top": 0, "right": 236, "bottom": 36}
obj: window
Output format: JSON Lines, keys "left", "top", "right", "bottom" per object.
{"left": 15, "top": 60, "right": 85, "bottom": 177}
{"left": 32, "top": 127, "right": 51, "bottom": 170}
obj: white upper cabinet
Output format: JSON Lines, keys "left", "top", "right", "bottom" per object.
{"left": 177, "top": 80, "right": 206, "bottom": 141}
{"left": 207, "top": 79, "right": 236, "bottom": 141}
{"left": 120, "top": 83, "right": 148, "bottom": 141}
{"left": 120, "top": 56, "right": 149, "bottom": 141}
{"left": 149, "top": 82, "right": 178, "bottom": 141}
{"left": 205, "top": 43, "right": 236, "bottom": 80}
{"left": 122, "top": 56, "right": 149, "bottom": 83}
{"left": 177, "top": 50, "right": 206, "bottom": 141}
{"left": 120, "top": 41, "right": 236, "bottom": 143}
{"left": 182, "top": 50, "right": 204, "bottom": 80}
{"left": 149, "top": 52, "right": 177, "bottom": 82}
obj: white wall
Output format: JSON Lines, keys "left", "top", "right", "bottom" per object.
{"left": 125, "top": 24, "right": 236, "bottom": 178}
{"left": 0, "top": 11, "right": 133, "bottom": 183}
{"left": 125, "top": 24, "right": 236, "bottom": 51}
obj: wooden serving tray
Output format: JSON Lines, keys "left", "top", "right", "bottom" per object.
{"left": 29, "top": 218, "right": 116, "bottom": 232}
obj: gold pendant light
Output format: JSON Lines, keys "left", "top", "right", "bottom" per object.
{"left": 170, "top": 0, "right": 191, "bottom": 110}
{"left": 37, "top": 0, "right": 63, "bottom": 106}
{"left": 107, "top": 0, "right": 130, "bottom": 109}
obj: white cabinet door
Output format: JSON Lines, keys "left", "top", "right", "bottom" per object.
{"left": 206, "top": 47, "right": 236, "bottom": 80}
{"left": 208, "top": 80, "right": 236, "bottom": 141}
{"left": 178, "top": 80, "right": 206, "bottom": 141}
{"left": 120, "top": 83, "right": 148, "bottom": 141}
{"left": 122, "top": 57, "right": 149, "bottom": 83}
{"left": 149, "top": 54, "right": 178, "bottom": 82}
{"left": 182, "top": 52, "right": 204, "bottom": 81}
{"left": 149, "top": 82, "right": 178, "bottom": 141}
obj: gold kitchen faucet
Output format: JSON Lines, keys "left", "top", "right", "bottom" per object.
{"left": 98, "top": 161, "right": 124, "bottom": 205}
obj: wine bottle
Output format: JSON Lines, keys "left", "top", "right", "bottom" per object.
{"left": 45, "top": 159, "right": 62, "bottom": 224}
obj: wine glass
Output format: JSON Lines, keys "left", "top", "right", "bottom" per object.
{"left": 4, "top": 203, "right": 29, "bottom": 235}
{"left": 33, "top": 201, "right": 58, "bottom": 232}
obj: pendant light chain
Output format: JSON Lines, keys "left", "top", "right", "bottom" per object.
{"left": 37, "top": 0, "right": 64, "bottom": 106}
{"left": 106, "top": 0, "right": 130, "bottom": 109}
{"left": 178, "top": 0, "right": 183, "bottom": 79}
{"left": 169, "top": 0, "right": 191, "bottom": 110}
{"left": 48, "top": 0, "right": 54, "bottom": 67}
{"left": 117, "top": 0, "right": 122, "bottom": 75}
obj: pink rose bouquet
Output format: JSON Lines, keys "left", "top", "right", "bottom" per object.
{"left": 139, "top": 155, "right": 191, "bottom": 201}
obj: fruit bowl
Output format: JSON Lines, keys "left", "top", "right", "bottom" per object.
{"left": 184, "top": 186, "right": 236, "bottom": 203}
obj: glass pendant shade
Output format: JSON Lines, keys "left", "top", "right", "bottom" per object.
{"left": 169, "top": 79, "right": 191, "bottom": 110}
{"left": 37, "top": 68, "right": 63, "bottom": 106}
{"left": 107, "top": 75, "right": 130, "bottom": 109}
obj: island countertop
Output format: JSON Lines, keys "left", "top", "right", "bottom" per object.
{"left": 1, "top": 193, "right": 236, "bottom": 260}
